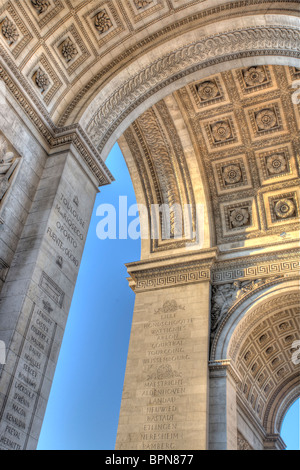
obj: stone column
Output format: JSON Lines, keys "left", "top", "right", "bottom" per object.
{"left": 0, "top": 145, "right": 99, "bottom": 450}
{"left": 208, "top": 360, "right": 240, "bottom": 450}
{"left": 116, "top": 249, "right": 217, "bottom": 450}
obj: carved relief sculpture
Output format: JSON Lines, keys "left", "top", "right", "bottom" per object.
{"left": 60, "top": 38, "right": 78, "bottom": 63}
{"left": 31, "top": 0, "right": 51, "bottom": 15}
{"left": 1, "top": 18, "right": 19, "bottom": 45}
{"left": 133, "top": 0, "right": 153, "bottom": 9}
{"left": 211, "top": 277, "right": 284, "bottom": 334}
{"left": 243, "top": 66, "right": 267, "bottom": 87}
{"left": 34, "top": 67, "right": 50, "bottom": 94}
{"left": 0, "top": 136, "right": 18, "bottom": 201}
{"left": 94, "top": 10, "right": 113, "bottom": 34}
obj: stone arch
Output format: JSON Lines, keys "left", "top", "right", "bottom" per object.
{"left": 274, "top": 385, "right": 300, "bottom": 436}
{"left": 78, "top": 14, "right": 300, "bottom": 160}
{"left": 0, "top": 0, "right": 299, "bottom": 451}
{"left": 211, "top": 279, "right": 300, "bottom": 362}
{"left": 210, "top": 280, "right": 300, "bottom": 449}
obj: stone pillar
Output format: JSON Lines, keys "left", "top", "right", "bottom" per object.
{"left": 0, "top": 146, "right": 99, "bottom": 450}
{"left": 116, "top": 249, "right": 217, "bottom": 450}
{"left": 208, "top": 360, "right": 240, "bottom": 450}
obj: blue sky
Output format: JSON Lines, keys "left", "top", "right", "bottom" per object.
{"left": 37, "top": 144, "right": 299, "bottom": 451}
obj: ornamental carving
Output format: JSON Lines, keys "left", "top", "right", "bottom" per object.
{"left": 210, "top": 120, "right": 233, "bottom": 143}
{"left": 1, "top": 18, "right": 19, "bottom": 45}
{"left": 265, "top": 153, "right": 288, "bottom": 176}
{"left": 274, "top": 199, "right": 296, "bottom": 220}
{"left": 133, "top": 0, "right": 153, "bottom": 9}
{"left": 243, "top": 66, "right": 267, "bottom": 87}
{"left": 94, "top": 10, "right": 113, "bottom": 34}
{"left": 31, "top": 0, "right": 51, "bottom": 14}
{"left": 197, "top": 80, "right": 220, "bottom": 102}
{"left": 229, "top": 207, "right": 250, "bottom": 228}
{"left": 34, "top": 68, "right": 50, "bottom": 93}
{"left": 211, "top": 277, "right": 284, "bottom": 334}
{"left": 147, "top": 364, "right": 181, "bottom": 381}
{"left": 0, "top": 136, "right": 18, "bottom": 200}
{"left": 154, "top": 300, "right": 185, "bottom": 315}
{"left": 60, "top": 38, "right": 78, "bottom": 63}
{"left": 222, "top": 164, "right": 243, "bottom": 185}
{"left": 255, "top": 108, "right": 278, "bottom": 131}
{"left": 87, "top": 26, "right": 300, "bottom": 151}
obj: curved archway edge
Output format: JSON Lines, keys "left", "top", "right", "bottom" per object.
{"left": 0, "top": 3, "right": 299, "bottom": 451}
{"left": 79, "top": 14, "right": 300, "bottom": 160}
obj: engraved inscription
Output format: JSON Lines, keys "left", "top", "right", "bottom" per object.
{"left": 46, "top": 192, "right": 87, "bottom": 268}
{"left": 138, "top": 301, "right": 193, "bottom": 450}
{"left": 0, "top": 303, "right": 57, "bottom": 450}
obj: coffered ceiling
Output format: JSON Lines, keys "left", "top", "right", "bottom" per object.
{"left": 0, "top": 0, "right": 299, "bottom": 133}
{"left": 120, "top": 64, "right": 300, "bottom": 253}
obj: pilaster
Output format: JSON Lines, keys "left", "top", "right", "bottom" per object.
{"left": 208, "top": 359, "right": 241, "bottom": 450}
{"left": 0, "top": 144, "right": 99, "bottom": 450}
{"left": 116, "top": 249, "right": 218, "bottom": 450}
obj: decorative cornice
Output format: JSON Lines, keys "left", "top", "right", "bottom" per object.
{"left": 86, "top": 25, "right": 300, "bottom": 152}
{"left": 208, "top": 359, "right": 242, "bottom": 384}
{"left": 126, "top": 249, "right": 218, "bottom": 292}
{"left": 212, "top": 248, "right": 300, "bottom": 284}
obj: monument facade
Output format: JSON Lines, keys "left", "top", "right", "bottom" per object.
{"left": 0, "top": 0, "right": 299, "bottom": 450}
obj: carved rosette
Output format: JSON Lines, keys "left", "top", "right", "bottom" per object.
{"left": 94, "top": 10, "right": 113, "bottom": 34}
{"left": 222, "top": 164, "right": 242, "bottom": 185}
{"left": 266, "top": 154, "right": 288, "bottom": 175}
{"left": 1, "top": 18, "right": 19, "bottom": 45}
{"left": 255, "top": 108, "right": 278, "bottom": 131}
{"left": 243, "top": 66, "right": 267, "bottom": 87}
{"left": 31, "top": 0, "right": 51, "bottom": 14}
{"left": 133, "top": 0, "right": 153, "bottom": 9}
{"left": 34, "top": 68, "right": 50, "bottom": 93}
{"left": 61, "top": 38, "right": 78, "bottom": 63}
{"left": 211, "top": 120, "right": 233, "bottom": 143}
{"left": 229, "top": 207, "right": 250, "bottom": 228}
{"left": 197, "top": 80, "right": 219, "bottom": 101}
{"left": 274, "top": 199, "right": 296, "bottom": 219}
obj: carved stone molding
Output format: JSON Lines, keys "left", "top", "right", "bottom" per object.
{"left": 209, "top": 359, "right": 242, "bottom": 385}
{"left": 237, "top": 432, "right": 253, "bottom": 450}
{"left": 210, "top": 276, "right": 287, "bottom": 335}
{"left": 126, "top": 249, "right": 218, "bottom": 292}
{"left": 212, "top": 250, "right": 300, "bottom": 284}
{"left": 86, "top": 25, "right": 300, "bottom": 152}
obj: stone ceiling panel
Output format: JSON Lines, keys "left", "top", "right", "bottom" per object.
{"left": 120, "top": 64, "right": 299, "bottom": 255}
